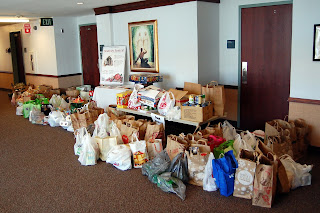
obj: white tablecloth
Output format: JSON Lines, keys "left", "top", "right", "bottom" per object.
{"left": 92, "top": 86, "right": 127, "bottom": 110}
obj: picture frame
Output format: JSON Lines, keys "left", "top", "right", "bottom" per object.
{"left": 313, "top": 24, "right": 320, "bottom": 61}
{"left": 128, "top": 20, "right": 159, "bottom": 72}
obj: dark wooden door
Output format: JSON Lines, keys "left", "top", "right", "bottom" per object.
{"left": 80, "top": 25, "right": 100, "bottom": 87}
{"left": 10, "top": 31, "right": 25, "bottom": 84}
{"left": 240, "top": 4, "right": 292, "bottom": 131}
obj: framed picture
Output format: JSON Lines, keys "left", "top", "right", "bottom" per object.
{"left": 313, "top": 24, "right": 320, "bottom": 61}
{"left": 128, "top": 20, "right": 159, "bottom": 72}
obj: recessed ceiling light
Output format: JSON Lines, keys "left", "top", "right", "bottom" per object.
{"left": 0, "top": 18, "right": 29, "bottom": 23}
{"left": 77, "top": 2, "right": 84, "bottom": 5}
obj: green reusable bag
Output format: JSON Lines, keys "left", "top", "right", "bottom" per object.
{"left": 23, "top": 101, "right": 41, "bottom": 118}
{"left": 213, "top": 140, "right": 235, "bottom": 159}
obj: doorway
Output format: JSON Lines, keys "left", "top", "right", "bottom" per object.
{"left": 80, "top": 24, "right": 100, "bottom": 87}
{"left": 239, "top": 3, "right": 292, "bottom": 131}
{"left": 10, "top": 31, "right": 25, "bottom": 84}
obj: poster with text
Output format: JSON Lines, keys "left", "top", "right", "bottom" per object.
{"left": 100, "top": 46, "right": 126, "bottom": 85}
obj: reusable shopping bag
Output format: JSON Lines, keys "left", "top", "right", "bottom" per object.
{"left": 95, "top": 136, "right": 117, "bottom": 161}
{"left": 106, "top": 145, "right": 132, "bottom": 171}
{"left": 203, "top": 153, "right": 218, "bottom": 192}
{"left": 212, "top": 150, "right": 238, "bottom": 197}
{"left": 213, "top": 140, "right": 235, "bottom": 159}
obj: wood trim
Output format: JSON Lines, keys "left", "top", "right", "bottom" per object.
{"left": 25, "top": 73, "right": 82, "bottom": 78}
{"left": 94, "top": 0, "right": 220, "bottom": 15}
{"left": 288, "top": 97, "right": 320, "bottom": 105}
{"left": 0, "top": 71, "right": 13, "bottom": 74}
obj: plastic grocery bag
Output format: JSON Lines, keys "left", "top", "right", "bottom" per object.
{"left": 109, "top": 121, "right": 122, "bottom": 144}
{"left": 222, "top": 120, "right": 237, "bottom": 141}
{"left": 167, "top": 152, "right": 189, "bottom": 183}
{"left": 129, "top": 134, "right": 148, "bottom": 168}
{"left": 49, "top": 94, "right": 69, "bottom": 109}
{"left": 106, "top": 145, "right": 132, "bottom": 171}
{"left": 74, "top": 127, "right": 87, "bottom": 155}
{"left": 142, "top": 150, "right": 171, "bottom": 182}
{"left": 48, "top": 111, "right": 65, "bottom": 127}
{"left": 78, "top": 132, "right": 99, "bottom": 166}
{"left": 16, "top": 105, "right": 23, "bottom": 116}
{"left": 166, "top": 106, "right": 181, "bottom": 121}
{"left": 233, "top": 134, "right": 254, "bottom": 158}
{"left": 240, "top": 130, "right": 257, "bottom": 149}
{"left": 279, "top": 154, "right": 313, "bottom": 189}
{"left": 29, "top": 107, "right": 45, "bottom": 125}
{"left": 158, "top": 91, "right": 175, "bottom": 116}
{"left": 128, "top": 85, "right": 141, "bottom": 110}
{"left": 203, "top": 153, "right": 218, "bottom": 192}
{"left": 92, "top": 113, "right": 109, "bottom": 138}
{"left": 153, "top": 172, "right": 186, "bottom": 200}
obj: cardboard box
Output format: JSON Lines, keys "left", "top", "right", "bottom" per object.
{"left": 181, "top": 103, "right": 214, "bottom": 122}
{"left": 183, "top": 82, "right": 202, "bottom": 95}
{"left": 168, "top": 89, "right": 188, "bottom": 107}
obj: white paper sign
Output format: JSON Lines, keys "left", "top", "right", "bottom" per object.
{"left": 151, "top": 113, "right": 165, "bottom": 128}
{"left": 100, "top": 46, "right": 126, "bottom": 85}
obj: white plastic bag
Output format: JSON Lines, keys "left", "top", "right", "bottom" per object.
{"left": 128, "top": 85, "right": 141, "bottom": 110}
{"left": 49, "top": 94, "right": 68, "bottom": 109}
{"left": 158, "top": 91, "right": 175, "bottom": 116}
{"left": 78, "top": 132, "right": 99, "bottom": 166}
{"left": 74, "top": 127, "right": 87, "bottom": 155}
{"left": 129, "top": 134, "right": 148, "bottom": 168}
{"left": 106, "top": 145, "right": 132, "bottom": 171}
{"left": 279, "top": 154, "right": 313, "bottom": 189}
{"left": 233, "top": 134, "right": 254, "bottom": 158}
{"left": 109, "top": 121, "right": 123, "bottom": 144}
{"left": 222, "top": 120, "right": 237, "bottom": 141}
{"left": 241, "top": 130, "right": 257, "bottom": 149}
{"left": 166, "top": 106, "right": 181, "bottom": 121}
{"left": 92, "top": 113, "right": 109, "bottom": 138}
{"left": 16, "top": 106, "right": 23, "bottom": 116}
{"left": 48, "top": 111, "right": 65, "bottom": 127}
{"left": 203, "top": 153, "right": 218, "bottom": 191}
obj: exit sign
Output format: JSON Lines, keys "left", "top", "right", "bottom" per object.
{"left": 40, "top": 18, "right": 53, "bottom": 26}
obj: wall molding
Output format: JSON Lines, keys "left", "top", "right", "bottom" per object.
{"left": 94, "top": 0, "right": 220, "bottom": 15}
{"left": 288, "top": 97, "right": 320, "bottom": 105}
{"left": 25, "top": 73, "right": 82, "bottom": 78}
{"left": 0, "top": 71, "right": 13, "bottom": 74}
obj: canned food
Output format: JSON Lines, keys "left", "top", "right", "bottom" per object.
{"left": 201, "top": 94, "right": 206, "bottom": 104}
{"left": 189, "top": 95, "right": 194, "bottom": 104}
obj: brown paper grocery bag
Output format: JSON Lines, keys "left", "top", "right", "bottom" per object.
{"left": 145, "top": 122, "right": 165, "bottom": 145}
{"left": 233, "top": 150, "right": 257, "bottom": 199}
{"left": 70, "top": 113, "right": 80, "bottom": 130}
{"left": 186, "top": 150, "right": 209, "bottom": 186}
{"left": 252, "top": 154, "right": 276, "bottom": 208}
{"left": 147, "top": 139, "right": 163, "bottom": 160}
{"left": 202, "top": 81, "right": 226, "bottom": 116}
{"left": 190, "top": 139, "right": 211, "bottom": 154}
{"left": 120, "top": 122, "right": 139, "bottom": 144}
{"left": 166, "top": 135, "right": 189, "bottom": 160}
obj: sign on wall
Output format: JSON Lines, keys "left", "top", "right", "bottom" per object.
{"left": 24, "top": 23, "right": 31, "bottom": 33}
{"left": 100, "top": 46, "right": 126, "bottom": 85}
{"left": 40, "top": 18, "right": 53, "bottom": 26}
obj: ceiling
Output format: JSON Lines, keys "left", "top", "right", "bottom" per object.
{"left": 0, "top": 0, "right": 143, "bottom": 21}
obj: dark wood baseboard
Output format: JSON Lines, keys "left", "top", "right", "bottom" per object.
{"left": 94, "top": 0, "right": 220, "bottom": 15}
{"left": 288, "top": 97, "right": 320, "bottom": 105}
{"left": 0, "top": 71, "right": 13, "bottom": 74}
{"left": 25, "top": 73, "right": 82, "bottom": 78}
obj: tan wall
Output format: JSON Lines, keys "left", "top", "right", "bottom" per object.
{"left": 0, "top": 72, "right": 14, "bottom": 89}
{"left": 25, "top": 74, "right": 82, "bottom": 89}
{"left": 289, "top": 102, "right": 320, "bottom": 147}
{"left": 225, "top": 88, "right": 238, "bottom": 121}
{"left": 58, "top": 75, "right": 83, "bottom": 89}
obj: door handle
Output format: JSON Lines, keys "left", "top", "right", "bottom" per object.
{"left": 242, "top": 61, "right": 248, "bottom": 84}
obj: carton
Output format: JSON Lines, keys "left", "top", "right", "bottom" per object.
{"left": 181, "top": 103, "right": 214, "bottom": 122}
{"left": 168, "top": 89, "right": 188, "bottom": 107}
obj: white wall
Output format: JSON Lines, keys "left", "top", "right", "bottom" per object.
{"left": 53, "top": 17, "right": 81, "bottom": 75}
{"left": 290, "top": 0, "right": 320, "bottom": 100}
{"left": 96, "top": 2, "right": 199, "bottom": 89}
{"left": 219, "top": 0, "right": 287, "bottom": 86}
{"left": 197, "top": 1, "right": 219, "bottom": 85}
{"left": 0, "top": 21, "right": 58, "bottom": 76}
{"left": 0, "top": 26, "right": 13, "bottom": 72}
{"left": 77, "top": 14, "right": 96, "bottom": 26}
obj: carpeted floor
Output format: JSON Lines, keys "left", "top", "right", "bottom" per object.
{"left": 0, "top": 90, "right": 319, "bottom": 213}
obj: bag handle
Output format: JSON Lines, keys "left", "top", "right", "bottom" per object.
{"left": 193, "top": 125, "right": 201, "bottom": 134}
{"left": 206, "top": 81, "right": 219, "bottom": 88}
{"left": 196, "top": 139, "right": 208, "bottom": 146}
{"left": 131, "top": 132, "right": 140, "bottom": 143}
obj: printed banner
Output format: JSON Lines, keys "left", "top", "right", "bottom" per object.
{"left": 100, "top": 46, "right": 126, "bottom": 85}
